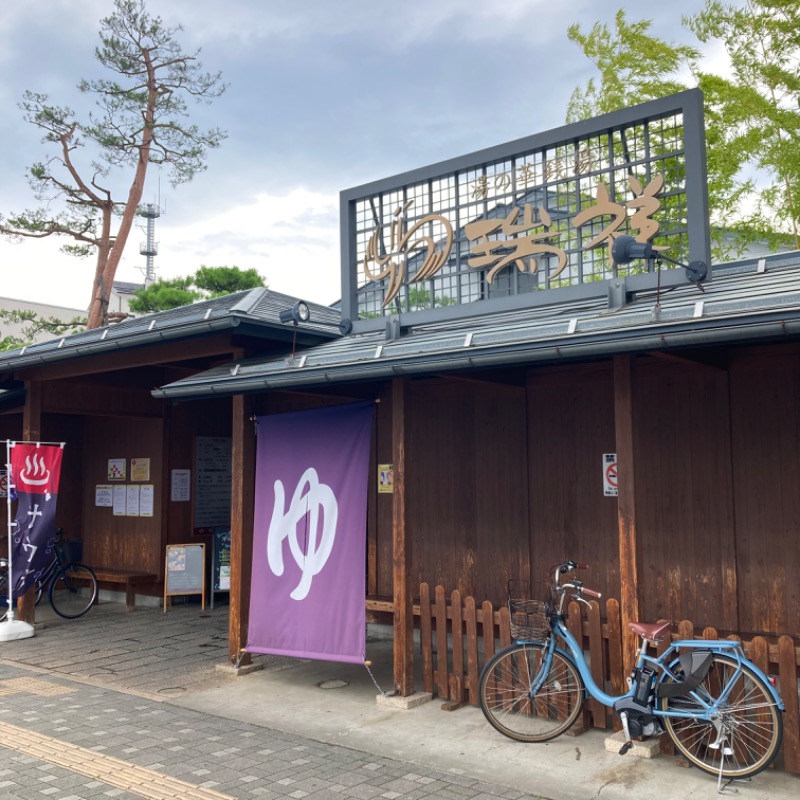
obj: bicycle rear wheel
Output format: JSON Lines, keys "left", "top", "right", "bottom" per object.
{"left": 660, "top": 653, "right": 783, "bottom": 779}
{"left": 48, "top": 564, "right": 98, "bottom": 619}
{"left": 479, "top": 642, "right": 584, "bottom": 742}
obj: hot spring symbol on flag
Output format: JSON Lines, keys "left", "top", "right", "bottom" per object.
{"left": 247, "top": 402, "right": 373, "bottom": 663}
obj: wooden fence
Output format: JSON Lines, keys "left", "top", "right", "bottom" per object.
{"left": 416, "top": 583, "right": 800, "bottom": 774}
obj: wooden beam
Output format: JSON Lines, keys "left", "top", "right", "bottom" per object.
{"left": 229, "top": 394, "right": 255, "bottom": 665}
{"left": 645, "top": 350, "right": 726, "bottom": 373}
{"left": 613, "top": 355, "right": 640, "bottom": 677}
{"left": 15, "top": 336, "right": 242, "bottom": 382}
{"left": 42, "top": 382, "right": 163, "bottom": 417}
{"left": 392, "top": 378, "right": 414, "bottom": 696}
{"left": 17, "top": 381, "right": 42, "bottom": 624}
{"left": 431, "top": 373, "right": 525, "bottom": 392}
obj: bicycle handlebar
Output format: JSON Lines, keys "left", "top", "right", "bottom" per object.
{"left": 551, "top": 560, "right": 602, "bottom": 607}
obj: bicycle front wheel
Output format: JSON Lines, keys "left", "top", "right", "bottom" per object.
{"left": 661, "top": 654, "right": 783, "bottom": 779}
{"left": 479, "top": 642, "right": 585, "bottom": 742}
{"left": 48, "top": 564, "right": 98, "bottom": 619}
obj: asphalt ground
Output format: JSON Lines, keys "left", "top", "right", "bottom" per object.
{"left": 0, "top": 600, "right": 798, "bottom": 800}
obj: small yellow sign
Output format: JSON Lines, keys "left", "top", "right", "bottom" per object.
{"left": 377, "top": 464, "right": 394, "bottom": 494}
{"left": 131, "top": 457, "right": 151, "bottom": 482}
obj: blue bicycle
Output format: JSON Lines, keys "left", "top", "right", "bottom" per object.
{"left": 479, "top": 561, "right": 784, "bottom": 783}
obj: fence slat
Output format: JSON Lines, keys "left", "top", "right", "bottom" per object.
{"left": 750, "top": 636, "right": 769, "bottom": 677}
{"left": 606, "top": 599, "right": 625, "bottom": 698}
{"left": 481, "top": 600, "right": 496, "bottom": 666}
{"left": 419, "top": 582, "right": 433, "bottom": 695}
{"left": 587, "top": 600, "right": 607, "bottom": 728}
{"left": 566, "top": 600, "right": 590, "bottom": 732}
{"left": 499, "top": 605, "right": 511, "bottom": 649}
{"left": 677, "top": 620, "right": 694, "bottom": 641}
{"left": 778, "top": 635, "right": 800, "bottom": 773}
{"left": 451, "top": 590, "right": 464, "bottom": 705}
{"left": 416, "top": 584, "right": 800, "bottom": 776}
{"left": 464, "top": 596, "right": 479, "bottom": 704}
{"left": 435, "top": 585, "right": 449, "bottom": 699}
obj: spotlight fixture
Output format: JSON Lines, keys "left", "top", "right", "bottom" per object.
{"left": 612, "top": 235, "right": 708, "bottom": 285}
{"left": 278, "top": 300, "right": 353, "bottom": 336}
{"left": 278, "top": 301, "right": 311, "bottom": 325}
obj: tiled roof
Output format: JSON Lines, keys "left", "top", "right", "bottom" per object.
{"left": 152, "top": 252, "right": 800, "bottom": 399}
{"left": 0, "top": 288, "right": 343, "bottom": 371}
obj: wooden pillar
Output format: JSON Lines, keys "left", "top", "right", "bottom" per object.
{"left": 613, "top": 356, "right": 640, "bottom": 677}
{"left": 392, "top": 378, "right": 414, "bottom": 696}
{"left": 17, "top": 380, "right": 42, "bottom": 624}
{"left": 229, "top": 394, "right": 255, "bottom": 665}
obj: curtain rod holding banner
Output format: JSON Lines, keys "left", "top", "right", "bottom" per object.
{"left": 3, "top": 440, "right": 66, "bottom": 447}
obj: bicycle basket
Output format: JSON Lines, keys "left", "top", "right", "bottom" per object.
{"left": 508, "top": 581, "right": 553, "bottom": 641}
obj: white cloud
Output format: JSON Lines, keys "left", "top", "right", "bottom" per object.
{"left": 0, "top": 0, "right": 731, "bottom": 316}
{"left": 0, "top": 187, "right": 342, "bottom": 310}
{"left": 156, "top": 188, "right": 342, "bottom": 304}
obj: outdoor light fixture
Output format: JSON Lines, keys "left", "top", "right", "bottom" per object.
{"left": 279, "top": 301, "right": 311, "bottom": 325}
{"left": 612, "top": 235, "right": 708, "bottom": 286}
{"left": 278, "top": 300, "right": 353, "bottom": 336}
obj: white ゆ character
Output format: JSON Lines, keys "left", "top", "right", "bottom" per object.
{"left": 267, "top": 467, "right": 338, "bottom": 600}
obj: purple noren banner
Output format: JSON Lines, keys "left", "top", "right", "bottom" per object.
{"left": 248, "top": 402, "right": 373, "bottom": 663}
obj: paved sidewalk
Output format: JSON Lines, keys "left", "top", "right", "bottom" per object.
{"left": 0, "top": 660, "right": 540, "bottom": 800}
{"left": 0, "top": 601, "right": 797, "bottom": 800}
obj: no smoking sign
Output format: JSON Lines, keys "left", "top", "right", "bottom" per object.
{"left": 602, "top": 454, "right": 618, "bottom": 497}
{"left": 0, "top": 470, "right": 8, "bottom": 499}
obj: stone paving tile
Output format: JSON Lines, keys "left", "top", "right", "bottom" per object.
{"left": 0, "top": 608, "right": 549, "bottom": 800}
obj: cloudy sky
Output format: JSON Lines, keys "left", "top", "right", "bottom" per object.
{"left": 0, "top": 0, "right": 723, "bottom": 313}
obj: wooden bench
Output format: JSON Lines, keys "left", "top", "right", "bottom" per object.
{"left": 92, "top": 569, "right": 157, "bottom": 612}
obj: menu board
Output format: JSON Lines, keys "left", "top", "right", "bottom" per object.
{"left": 194, "top": 437, "right": 232, "bottom": 531}
{"left": 164, "top": 543, "right": 205, "bottom": 611}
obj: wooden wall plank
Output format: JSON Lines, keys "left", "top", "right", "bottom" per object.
{"left": 526, "top": 366, "right": 618, "bottom": 598}
{"left": 392, "top": 378, "right": 414, "bottom": 696}
{"left": 405, "top": 379, "right": 528, "bottom": 606}
{"left": 614, "top": 355, "right": 640, "bottom": 676}
{"left": 81, "top": 416, "right": 163, "bottom": 576}
{"left": 228, "top": 394, "right": 254, "bottom": 665}
{"left": 729, "top": 354, "right": 800, "bottom": 636}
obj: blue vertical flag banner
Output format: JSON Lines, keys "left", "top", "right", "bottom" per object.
{"left": 9, "top": 443, "right": 64, "bottom": 598}
{"left": 248, "top": 402, "right": 373, "bottom": 664}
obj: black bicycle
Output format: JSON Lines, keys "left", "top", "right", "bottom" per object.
{"left": 1, "top": 529, "right": 98, "bottom": 620}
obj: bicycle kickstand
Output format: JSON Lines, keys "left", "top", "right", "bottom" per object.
{"left": 711, "top": 736, "right": 750, "bottom": 795}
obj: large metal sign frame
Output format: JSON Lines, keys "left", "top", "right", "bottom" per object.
{"left": 340, "top": 90, "right": 710, "bottom": 330}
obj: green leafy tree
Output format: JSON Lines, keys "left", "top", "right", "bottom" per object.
{"left": 128, "top": 266, "right": 266, "bottom": 313}
{"left": 0, "top": 0, "right": 227, "bottom": 329}
{"left": 686, "top": 0, "right": 800, "bottom": 252}
{"left": 193, "top": 266, "right": 265, "bottom": 297}
{"left": 0, "top": 309, "right": 87, "bottom": 352}
{"left": 405, "top": 286, "right": 457, "bottom": 312}
{"left": 566, "top": 6, "right": 794, "bottom": 260}
{"left": 127, "top": 277, "right": 199, "bottom": 313}
{"left": 566, "top": 10, "right": 699, "bottom": 122}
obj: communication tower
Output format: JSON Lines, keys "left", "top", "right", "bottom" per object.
{"left": 137, "top": 203, "right": 163, "bottom": 284}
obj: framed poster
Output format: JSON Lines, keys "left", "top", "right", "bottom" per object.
{"left": 193, "top": 437, "right": 231, "bottom": 533}
{"left": 164, "top": 543, "right": 206, "bottom": 612}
